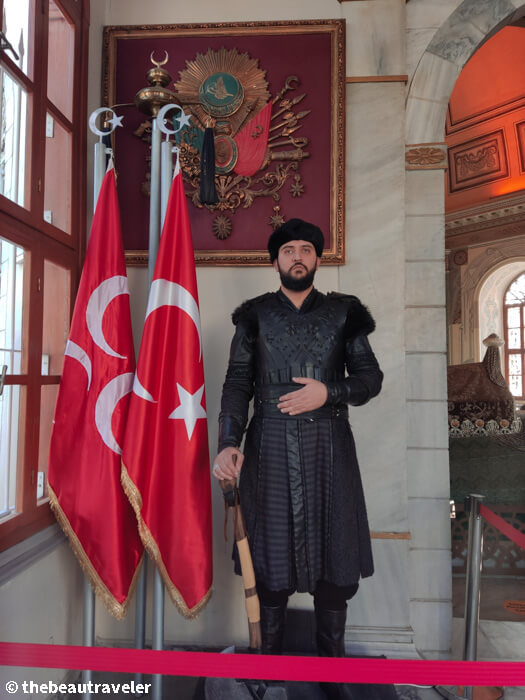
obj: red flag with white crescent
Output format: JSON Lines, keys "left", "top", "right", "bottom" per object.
{"left": 48, "top": 163, "right": 144, "bottom": 619}
{"left": 121, "top": 169, "right": 213, "bottom": 618}
{"left": 234, "top": 101, "right": 272, "bottom": 176}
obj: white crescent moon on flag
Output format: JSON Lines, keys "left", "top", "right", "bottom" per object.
{"left": 65, "top": 340, "right": 92, "bottom": 390}
{"left": 146, "top": 279, "right": 202, "bottom": 360}
{"left": 86, "top": 276, "right": 130, "bottom": 359}
{"left": 132, "top": 373, "right": 156, "bottom": 403}
{"left": 95, "top": 372, "right": 134, "bottom": 455}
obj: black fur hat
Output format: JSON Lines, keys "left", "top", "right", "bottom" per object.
{"left": 268, "top": 218, "right": 324, "bottom": 262}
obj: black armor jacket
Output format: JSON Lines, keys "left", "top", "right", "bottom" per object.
{"left": 218, "top": 288, "right": 383, "bottom": 592}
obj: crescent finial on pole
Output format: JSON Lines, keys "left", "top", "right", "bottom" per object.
{"left": 150, "top": 50, "right": 169, "bottom": 68}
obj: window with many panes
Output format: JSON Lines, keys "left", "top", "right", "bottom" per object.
{"left": 504, "top": 272, "right": 525, "bottom": 401}
{"left": 0, "top": 0, "right": 88, "bottom": 549}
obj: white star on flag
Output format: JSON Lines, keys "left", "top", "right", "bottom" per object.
{"left": 169, "top": 383, "right": 207, "bottom": 439}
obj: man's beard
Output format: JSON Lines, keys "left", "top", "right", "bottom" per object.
{"left": 277, "top": 262, "right": 316, "bottom": 292}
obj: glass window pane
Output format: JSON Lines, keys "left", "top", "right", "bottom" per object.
{"left": 0, "top": 385, "right": 25, "bottom": 520}
{"left": 509, "top": 355, "right": 522, "bottom": 376}
{"left": 505, "top": 273, "right": 525, "bottom": 305}
{"left": 42, "top": 260, "right": 70, "bottom": 375}
{"left": 0, "top": 68, "right": 29, "bottom": 208}
{"left": 508, "top": 327, "right": 521, "bottom": 349}
{"left": 2, "top": 0, "right": 32, "bottom": 78}
{"left": 47, "top": 0, "right": 74, "bottom": 120}
{"left": 43, "top": 114, "right": 72, "bottom": 233}
{"left": 509, "top": 375, "right": 522, "bottom": 397}
{"left": 0, "top": 238, "right": 25, "bottom": 374}
{"left": 37, "top": 384, "right": 59, "bottom": 502}
{"left": 507, "top": 307, "right": 520, "bottom": 328}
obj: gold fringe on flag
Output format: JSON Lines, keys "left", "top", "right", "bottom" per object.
{"left": 48, "top": 486, "right": 143, "bottom": 620}
{"left": 121, "top": 464, "right": 211, "bottom": 619}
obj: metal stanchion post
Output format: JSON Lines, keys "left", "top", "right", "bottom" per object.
{"left": 134, "top": 559, "right": 147, "bottom": 691}
{"left": 82, "top": 578, "right": 95, "bottom": 700}
{"left": 462, "top": 493, "right": 485, "bottom": 700}
{"left": 152, "top": 569, "right": 165, "bottom": 700}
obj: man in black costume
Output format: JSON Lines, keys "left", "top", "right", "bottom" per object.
{"left": 212, "top": 219, "right": 383, "bottom": 689}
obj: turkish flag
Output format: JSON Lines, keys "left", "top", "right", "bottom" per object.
{"left": 48, "top": 163, "right": 144, "bottom": 619}
{"left": 122, "top": 169, "right": 213, "bottom": 618}
{"left": 234, "top": 101, "right": 272, "bottom": 176}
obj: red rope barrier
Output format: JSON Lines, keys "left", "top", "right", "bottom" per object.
{"left": 1, "top": 642, "right": 525, "bottom": 686}
{"left": 480, "top": 505, "right": 525, "bottom": 550}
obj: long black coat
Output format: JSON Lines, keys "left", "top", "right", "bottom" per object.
{"left": 218, "top": 289, "right": 383, "bottom": 592}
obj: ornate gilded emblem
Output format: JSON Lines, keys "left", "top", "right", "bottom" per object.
{"left": 135, "top": 47, "right": 311, "bottom": 237}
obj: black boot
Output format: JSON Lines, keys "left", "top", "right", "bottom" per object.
{"left": 315, "top": 605, "right": 355, "bottom": 700}
{"left": 260, "top": 603, "right": 287, "bottom": 654}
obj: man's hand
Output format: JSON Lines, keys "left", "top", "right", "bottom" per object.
{"left": 211, "top": 446, "right": 244, "bottom": 480}
{"left": 277, "top": 377, "right": 328, "bottom": 415}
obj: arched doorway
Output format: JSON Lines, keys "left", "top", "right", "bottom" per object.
{"left": 406, "top": 0, "right": 525, "bottom": 661}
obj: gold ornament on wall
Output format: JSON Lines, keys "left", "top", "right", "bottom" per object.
{"left": 134, "top": 48, "right": 310, "bottom": 238}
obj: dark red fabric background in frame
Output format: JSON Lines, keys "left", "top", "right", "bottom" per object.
{"left": 110, "top": 31, "right": 333, "bottom": 256}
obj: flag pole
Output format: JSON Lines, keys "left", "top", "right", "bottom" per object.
{"left": 134, "top": 53, "right": 191, "bottom": 698}
{"left": 83, "top": 107, "right": 119, "bottom": 700}
{"left": 150, "top": 105, "right": 184, "bottom": 700}
{"left": 148, "top": 113, "right": 164, "bottom": 700}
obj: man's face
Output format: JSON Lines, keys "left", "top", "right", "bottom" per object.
{"left": 273, "top": 240, "right": 320, "bottom": 291}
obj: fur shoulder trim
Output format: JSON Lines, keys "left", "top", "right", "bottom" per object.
{"left": 231, "top": 292, "right": 274, "bottom": 326}
{"left": 327, "top": 292, "right": 376, "bottom": 340}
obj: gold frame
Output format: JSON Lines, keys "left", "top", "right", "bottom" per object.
{"left": 102, "top": 19, "right": 345, "bottom": 266}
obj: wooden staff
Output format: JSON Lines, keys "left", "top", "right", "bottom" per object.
{"left": 219, "top": 457, "right": 262, "bottom": 652}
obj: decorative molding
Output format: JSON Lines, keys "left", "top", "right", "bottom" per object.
{"left": 448, "top": 130, "right": 508, "bottom": 193}
{"left": 517, "top": 120, "right": 525, "bottom": 172}
{"left": 405, "top": 143, "right": 447, "bottom": 170}
{"left": 452, "top": 249, "right": 468, "bottom": 267}
{"left": 0, "top": 525, "right": 65, "bottom": 587}
{"left": 346, "top": 75, "right": 408, "bottom": 84}
{"left": 371, "top": 531, "right": 411, "bottom": 540}
{"left": 458, "top": 239, "right": 525, "bottom": 364}
{"left": 447, "top": 94, "right": 525, "bottom": 135}
{"left": 345, "top": 626, "right": 419, "bottom": 660}
{"left": 445, "top": 191, "right": 525, "bottom": 243}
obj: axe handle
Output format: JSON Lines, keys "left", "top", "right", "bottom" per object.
{"left": 218, "top": 459, "right": 261, "bottom": 650}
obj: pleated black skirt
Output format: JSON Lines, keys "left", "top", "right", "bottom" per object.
{"left": 236, "top": 413, "right": 374, "bottom": 592}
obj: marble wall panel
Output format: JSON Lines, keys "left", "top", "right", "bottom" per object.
{"left": 407, "top": 400, "right": 449, "bottom": 449}
{"left": 455, "top": 0, "right": 519, "bottom": 38}
{"left": 406, "top": 95, "right": 449, "bottom": 149}
{"left": 406, "top": 28, "right": 438, "bottom": 82}
{"left": 406, "top": 170, "right": 445, "bottom": 217}
{"left": 406, "top": 261, "right": 446, "bottom": 307}
{"left": 405, "top": 307, "right": 447, "bottom": 352}
{"left": 342, "top": 0, "right": 405, "bottom": 77}
{"left": 345, "top": 83, "right": 405, "bottom": 337}
{"left": 406, "top": 353, "right": 448, "bottom": 401}
{"left": 410, "top": 600, "right": 452, "bottom": 652}
{"left": 426, "top": 7, "right": 485, "bottom": 67}
{"left": 407, "top": 447, "right": 450, "bottom": 498}
{"left": 406, "top": 0, "right": 463, "bottom": 30}
{"left": 104, "top": 0, "right": 339, "bottom": 25}
{"left": 345, "top": 82, "right": 407, "bottom": 530}
{"left": 405, "top": 215, "right": 445, "bottom": 260}
{"left": 347, "top": 539, "right": 411, "bottom": 629}
{"left": 408, "top": 52, "right": 461, "bottom": 104}
{"left": 409, "top": 548, "right": 453, "bottom": 600}
{"left": 409, "top": 498, "right": 452, "bottom": 549}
